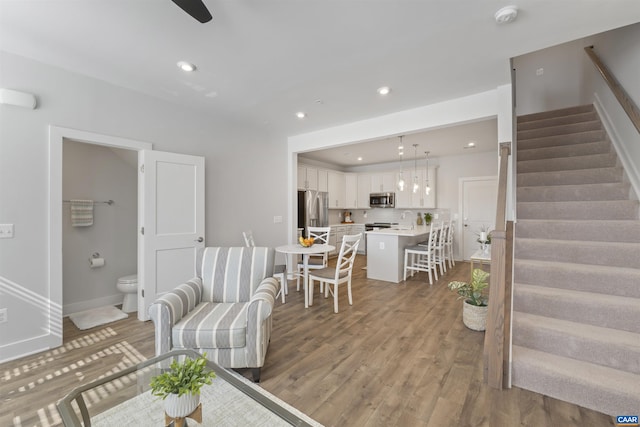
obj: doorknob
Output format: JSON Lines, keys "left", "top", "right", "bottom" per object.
{"left": 195, "top": 237, "right": 204, "bottom": 243}
{"left": 464, "top": 224, "right": 468, "bottom": 227}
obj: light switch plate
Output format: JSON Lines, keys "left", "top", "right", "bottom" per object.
{"left": 0, "top": 224, "right": 14, "bottom": 239}
{"left": 273, "top": 216, "right": 283, "bottom": 224}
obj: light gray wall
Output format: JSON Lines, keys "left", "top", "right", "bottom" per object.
{"left": 62, "top": 141, "right": 137, "bottom": 314}
{"left": 585, "top": 23, "right": 640, "bottom": 199}
{"left": 513, "top": 38, "right": 588, "bottom": 116}
{"left": 512, "top": 23, "right": 640, "bottom": 198}
{"left": 0, "top": 51, "right": 287, "bottom": 362}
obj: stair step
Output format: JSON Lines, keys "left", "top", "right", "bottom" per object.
{"left": 513, "top": 259, "right": 640, "bottom": 298}
{"left": 516, "top": 219, "right": 640, "bottom": 242}
{"left": 517, "top": 183, "right": 631, "bottom": 202}
{"left": 512, "top": 284, "right": 640, "bottom": 333}
{"left": 513, "top": 312, "right": 640, "bottom": 374}
{"left": 518, "top": 120, "right": 601, "bottom": 141}
{"left": 517, "top": 152, "right": 617, "bottom": 173}
{"left": 518, "top": 105, "right": 594, "bottom": 124}
{"left": 514, "top": 238, "right": 640, "bottom": 268}
{"left": 511, "top": 345, "right": 640, "bottom": 416}
{"left": 518, "top": 130, "right": 605, "bottom": 150}
{"left": 517, "top": 111, "right": 598, "bottom": 131}
{"left": 517, "top": 166, "right": 623, "bottom": 187}
{"left": 517, "top": 140, "right": 611, "bottom": 161}
{"left": 517, "top": 200, "right": 639, "bottom": 220}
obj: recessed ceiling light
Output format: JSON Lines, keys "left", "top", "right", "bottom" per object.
{"left": 495, "top": 5, "right": 518, "bottom": 24}
{"left": 296, "top": 112, "right": 306, "bottom": 119}
{"left": 377, "top": 86, "right": 391, "bottom": 96}
{"left": 357, "top": 157, "right": 363, "bottom": 161}
{"left": 177, "top": 61, "right": 197, "bottom": 72}
{"left": 464, "top": 141, "right": 477, "bottom": 149}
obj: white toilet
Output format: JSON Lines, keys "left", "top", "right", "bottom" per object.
{"left": 116, "top": 274, "right": 138, "bottom": 313}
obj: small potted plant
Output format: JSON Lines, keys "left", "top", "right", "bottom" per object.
{"left": 423, "top": 212, "right": 433, "bottom": 225}
{"left": 476, "top": 225, "right": 492, "bottom": 251}
{"left": 150, "top": 353, "right": 216, "bottom": 418}
{"left": 447, "top": 268, "right": 489, "bottom": 331}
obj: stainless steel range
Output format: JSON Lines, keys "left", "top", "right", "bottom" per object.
{"left": 364, "top": 222, "right": 398, "bottom": 231}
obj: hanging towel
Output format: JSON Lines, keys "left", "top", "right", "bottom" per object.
{"left": 70, "top": 199, "right": 94, "bottom": 227}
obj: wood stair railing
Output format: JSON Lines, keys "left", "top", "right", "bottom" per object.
{"left": 483, "top": 141, "right": 514, "bottom": 389}
{"left": 585, "top": 46, "right": 640, "bottom": 134}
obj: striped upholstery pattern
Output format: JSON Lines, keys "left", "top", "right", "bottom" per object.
{"left": 149, "top": 247, "right": 278, "bottom": 371}
{"left": 173, "top": 302, "right": 249, "bottom": 348}
{"left": 199, "top": 247, "right": 275, "bottom": 303}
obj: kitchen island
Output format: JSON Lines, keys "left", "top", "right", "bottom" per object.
{"left": 366, "top": 225, "right": 431, "bottom": 283}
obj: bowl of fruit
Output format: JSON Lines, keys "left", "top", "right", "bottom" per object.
{"left": 298, "top": 237, "right": 315, "bottom": 247}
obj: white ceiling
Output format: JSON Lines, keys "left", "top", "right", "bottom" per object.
{"left": 1, "top": 0, "right": 639, "bottom": 141}
{"left": 300, "top": 118, "right": 498, "bottom": 167}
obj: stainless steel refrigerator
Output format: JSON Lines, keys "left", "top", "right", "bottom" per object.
{"left": 297, "top": 190, "right": 329, "bottom": 237}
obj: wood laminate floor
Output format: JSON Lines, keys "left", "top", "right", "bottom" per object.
{"left": 0, "top": 257, "right": 614, "bottom": 426}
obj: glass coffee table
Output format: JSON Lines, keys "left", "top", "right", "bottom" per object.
{"left": 57, "top": 349, "right": 322, "bottom": 427}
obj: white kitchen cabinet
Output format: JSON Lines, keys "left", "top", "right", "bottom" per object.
{"left": 370, "top": 172, "right": 395, "bottom": 193}
{"left": 357, "top": 173, "right": 371, "bottom": 208}
{"left": 318, "top": 169, "right": 328, "bottom": 192}
{"left": 406, "top": 168, "right": 437, "bottom": 208}
{"left": 330, "top": 225, "right": 349, "bottom": 256}
{"left": 297, "top": 165, "right": 318, "bottom": 190}
{"left": 328, "top": 171, "right": 345, "bottom": 209}
{"left": 350, "top": 224, "right": 366, "bottom": 254}
{"left": 395, "top": 171, "right": 412, "bottom": 208}
{"left": 344, "top": 173, "right": 358, "bottom": 209}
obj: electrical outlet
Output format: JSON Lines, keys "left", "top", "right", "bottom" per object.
{"left": 0, "top": 224, "right": 14, "bottom": 239}
{"left": 273, "top": 216, "right": 283, "bottom": 224}
{"left": 0, "top": 308, "right": 7, "bottom": 323}
{"left": 536, "top": 67, "right": 544, "bottom": 76}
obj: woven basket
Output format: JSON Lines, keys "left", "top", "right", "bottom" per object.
{"left": 462, "top": 300, "right": 488, "bottom": 331}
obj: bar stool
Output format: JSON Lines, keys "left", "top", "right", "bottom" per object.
{"left": 443, "top": 219, "right": 455, "bottom": 269}
{"left": 403, "top": 223, "right": 439, "bottom": 285}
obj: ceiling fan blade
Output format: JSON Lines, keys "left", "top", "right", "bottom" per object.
{"left": 170, "top": 0, "right": 212, "bottom": 23}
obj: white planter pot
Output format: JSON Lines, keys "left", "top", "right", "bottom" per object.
{"left": 462, "top": 300, "right": 488, "bottom": 331}
{"left": 164, "top": 393, "right": 200, "bottom": 418}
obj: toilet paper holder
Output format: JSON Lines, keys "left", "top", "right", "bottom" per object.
{"left": 91, "top": 252, "right": 100, "bottom": 259}
{"left": 89, "top": 252, "right": 105, "bottom": 268}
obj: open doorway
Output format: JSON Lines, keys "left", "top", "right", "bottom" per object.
{"left": 49, "top": 126, "right": 152, "bottom": 346}
{"left": 62, "top": 141, "right": 138, "bottom": 321}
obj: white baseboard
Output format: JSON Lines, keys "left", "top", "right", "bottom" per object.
{"left": 63, "top": 294, "right": 124, "bottom": 317}
{"left": 594, "top": 93, "right": 640, "bottom": 200}
{"left": 0, "top": 333, "right": 60, "bottom": 364}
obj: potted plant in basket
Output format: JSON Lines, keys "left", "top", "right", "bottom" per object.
{"left": 150, "top": 353, "right": 216, "bottom": 419}
{"left": 447, "top": 268, "right": 489, "bottom": 331}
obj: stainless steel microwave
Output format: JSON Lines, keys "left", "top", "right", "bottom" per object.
{"left": 369, "top": 192, "right": 395, "bottom": 208}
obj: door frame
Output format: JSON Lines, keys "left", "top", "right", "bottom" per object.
{"left": 49, "top": 126, "right": 152, "bottom": 345}
{"left": 458, "top": 175, "right": 498, "bottom": 260}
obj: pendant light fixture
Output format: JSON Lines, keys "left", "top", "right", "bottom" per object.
{"left": 412, "top": 144, "right": 420, "bottom": 194}
{"left": 424, "top": 151, "right": 431, "bottom": 196}
{"left": 397, "top": 136, "right": 405, "bottom": 191}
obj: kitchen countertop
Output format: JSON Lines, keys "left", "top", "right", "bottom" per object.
{"left": 365, "top": 225, "right": 430, "bottom": 237}
{"left": 329, "top": 223, "right": 365, "bottom": 227}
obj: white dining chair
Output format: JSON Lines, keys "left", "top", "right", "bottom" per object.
{"left": 308, "top": 233, "right": 361, "bottom": 313}
{"left": 296, "top": 226, "right": 331, "bottom": 292}
{"left": 243, "top": 230, "right": 288, "bottom": 303}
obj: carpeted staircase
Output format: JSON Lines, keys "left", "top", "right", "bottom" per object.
{"left": 511, "top": 104, "right": 640, "bottom": 416}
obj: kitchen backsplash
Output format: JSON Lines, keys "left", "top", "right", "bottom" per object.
{"left": 329, "top": 208, "right": 452, "bottom": 225}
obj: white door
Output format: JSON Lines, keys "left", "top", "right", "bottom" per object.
{"left": 460, "top": 177, "right": 498, "bottom": 260}
{"left": 138, "top": 150, "right": 205, "bottom": 321}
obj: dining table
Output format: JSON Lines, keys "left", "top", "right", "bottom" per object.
{"left": 275, "top": 243, "right": 335, "bottom": 308}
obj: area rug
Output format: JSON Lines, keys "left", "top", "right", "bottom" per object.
{"left": 69, "top": 305, "right": 128, "bottom": 330}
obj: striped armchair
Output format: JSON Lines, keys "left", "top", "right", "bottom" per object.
{"left": 149, "top": 247, "right": 278, "bottom": 382}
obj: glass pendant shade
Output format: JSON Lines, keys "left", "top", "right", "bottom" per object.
{"left": 424, "top": 151, "right": 430, "bottom": 195}
{"left": 412, "top": 144, "right": 420, "bottom": 193}
{"left": 397, "top": 136, "right": 405, "bottom": 191}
